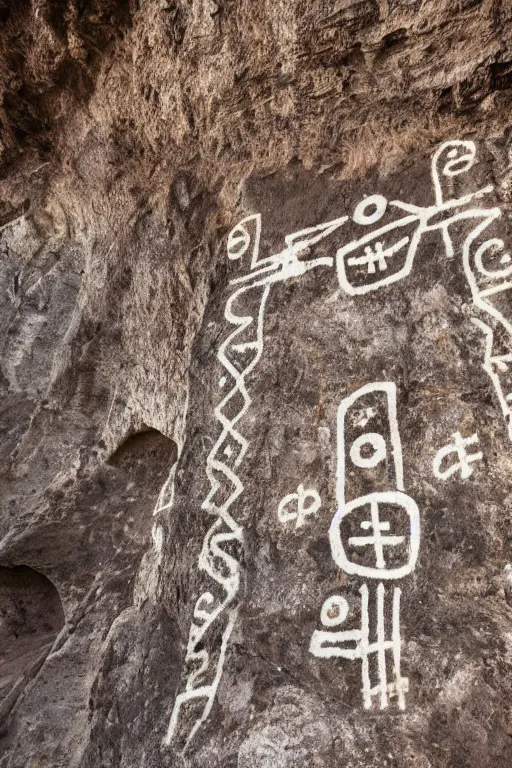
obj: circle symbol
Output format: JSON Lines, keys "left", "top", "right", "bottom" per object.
{"left": 320, "top": 595, "right": 349, "bottom": 627}
{"left": 227, "top": 224, "right": 250, "bottom": 260}
{"left": 353, "top": 195, "right": 388, "bottom": 226}
{"left": 329, "top": 491, "right": 421, "bottom": 580}
{"left": 474, "top": 238, "right": 512, "bottom": 279}
{"left": 349, "top": 432, "right": 387, "bottom": 468}
{"left": 442, "top": 143, "right": 476, "bottom": 177}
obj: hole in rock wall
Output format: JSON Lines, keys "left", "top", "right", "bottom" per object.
{"left": 107, "top": 426, "right": 177, "bottom": 469}
{"left": 103, "top": 427, "right": 178, "bottom": 552}
{"left": 0, "top": 566, "right": 64, "bottom": 704}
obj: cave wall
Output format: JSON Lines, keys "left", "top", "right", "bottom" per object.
{"left": 1, "top": 1, "right": 512, "bottom": 767}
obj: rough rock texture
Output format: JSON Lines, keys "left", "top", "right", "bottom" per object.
{"left": 1, "top": 1, "right": 512, "bottom": 767}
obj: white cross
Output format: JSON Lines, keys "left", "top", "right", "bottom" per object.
{"left": 347, "top": 236, "right": 410, "bottom": 274}
{"left": 348, "top": 498, "right": 405, "bottom": 569}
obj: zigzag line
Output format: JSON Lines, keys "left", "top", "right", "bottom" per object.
{"left": 165, "top": 212, "right": 346, "bottom": 749}
{"left": 164, "top": 279, "right": 271, "bottom": 749}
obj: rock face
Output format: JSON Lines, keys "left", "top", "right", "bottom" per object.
{"left": 2, "top": 1, "right": 512, "bottom": 767}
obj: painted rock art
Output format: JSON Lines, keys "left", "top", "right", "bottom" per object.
{"left": 165, "top": 139, "right": 512, "bottom": 749}
{"left": 277, "top": 485, "right": 321, "bottom": 528}
{"left": 432, "top": 431, "right": 483, "bottom": 481}
{"left": 311, "top": 382, "right": 417, "bottom": 710}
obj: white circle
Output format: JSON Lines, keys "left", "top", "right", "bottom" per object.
{"left": 349, "top": 432, "right": 387, "bottom": 468}
{"left": 474, "top": 238, "right": 512, "bottom": 279}
{"left": 329, "top": 490, "right": 421, "bottom": 580}
{"left": 353, "top": 195, "right": 388, "bottom": 226}
{"left": 227, "top": 224, "right": 250, "bottom": 260}
{"left": 320, "top": 595, "right": 349, "bottom": 627}
{"left": 442, "top": 142, "right": 476, "bottom": 177}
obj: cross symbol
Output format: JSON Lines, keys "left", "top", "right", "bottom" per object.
{"left": 348, "top": 498, "right": 405, "bottom": 569}
{"left": 347, "top": 236, "right": 410, "bottom": 275}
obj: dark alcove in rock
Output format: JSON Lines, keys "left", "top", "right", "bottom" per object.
{"left": 107, "top": 426, "right": 177, "bottom": 470}
{"left": 0, "top": 566, "right": 65, "bottom": 719}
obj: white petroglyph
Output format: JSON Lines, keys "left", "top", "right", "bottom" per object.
{"left": 330, "top": 383, "right": 420, "bottom": 580}
{"left": 349, "top": 431, "right": 387, "bottom": 468}
{"left": 336, "top": 139, "right": 497, "bottom": 300}
{"left": 459, "top": 215, "right": 512, "bottom": 438}
{"left": 311, "top": 382, "right": 417, "bottom": 710}
{"left": 353, "top": 194, "right": 388, "bottom": 225}
{"left": 166, "top": 139, "right": 512, "bottom": 744}
{"left": 337, "top": 184, "right": 496, "bottom": 295}
{"left": 337, "top": 211, "right": 421, "bottom": 295}
{"left": 227, "top": 213, "right": 261, "bottom": 264}
{"left": 432, "top": 140, "right": 477, "bottom": 204}
{"left": 336, "top": 138, "right": 512, "bottom": 438}
{"left": 151, "top": 523, "right": 163, "bottom": 555}
{"left": 278, "top": 485, "right": 321, "bottom": 528}
{"left": 347, "top": 237, "right": 411, "bottom": 275}
{"left": 472, "top": 318, "right": 512, "bottom": 439}
{"left": 354, "top": 405, "right": 377, "bottom": 428}
{"left": 310, "top": 583, "right": 408, "bottom": 710}
{"left": 431, "top": 142, "right": 512, "bottom": 438}
{"left": 432, "top": 431, "right": 483, "bottom": 480}
{"left": 320, "top": 595, "right": 349, "bottom": 627}
{"left": 336, "top": 492, "right": 419, "bottom": 579}
{"left": 228, "top": 214, "right": 348, "bottom": 289}
{"left": 154, "top": 463, "right": 177, "bottom": 515}
{"left": 335, "top": 382, "right": 405, "bottom": 495}
{"left": 431, "top": 140, "right": 478, "bottom": 260}
{"left": 166, "top": 211, "right": 347, "bottom": 749}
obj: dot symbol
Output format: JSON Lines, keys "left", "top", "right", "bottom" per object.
{"left": 350, "top": 432, "right": 387, "bottom": 468}
{"left": 320, "top": 595, "right": 349, "bottom": 627}
{"left": 227, "top": 225, "right": 250, "bottom": 260}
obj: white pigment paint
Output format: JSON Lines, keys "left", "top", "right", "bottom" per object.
{"left": 310, "top": 583, "right": 408, "bottom": 710}
{"left": 277, "top": 485, "right": 321, "bottom": 528}
{"left": 165, "top": 138, "right": 512, "bottom": 743}
{"left": 165, "top": 210, "right": 348, "bottom": 748}
{"left": 330, "top": 491, "right": 420, "bottom": 579}
{"left": 336, "top": 139, "right": 512, "bottom": 438}
{"left": 472, "top": 318, "right": 512, "bottom": 440}
{"left": 311, "top": 381, "right": 418, "bottom": 710}
{"left": 349, "top": 431, "right": 387, "bottom": 468}
{"left": 320, "top": 595, "right": 349, "bottom": 627}
{"left": 432, "top": 431, "right": 483, "bottom": 481}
